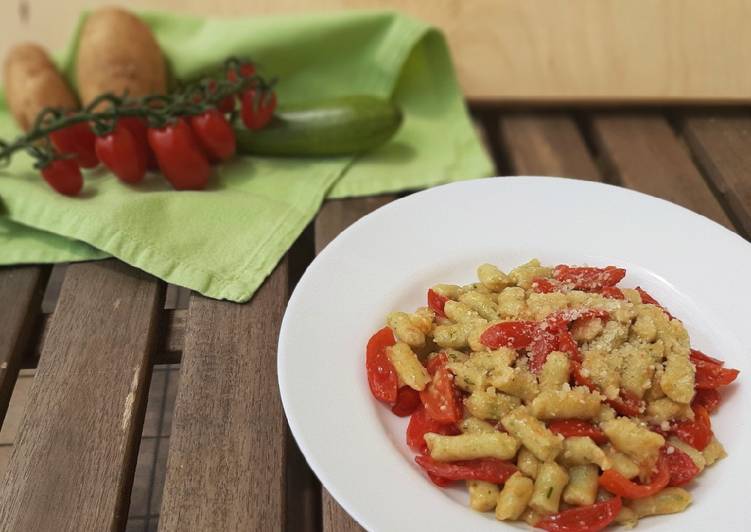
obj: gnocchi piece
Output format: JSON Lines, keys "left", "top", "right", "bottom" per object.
{"left": 425, "top": 432, "right": 520, "bottom": 462}
{"left": 632, "top": 312, "right": 658, "bottom": 342}
{"left": 627, "top": 487, "right": 692, "bottom": 518}
{"left": 529, "top": 461, "right": 569, "bottom": 515}
{"left": 459, "top": 417, "right": 496, "bottom": 434}
{"left": 539, "top": 352, "right": 571, "bottom": 391}
{"left": 387, "top": 312, "right": 426, "bottom": 347}
{"left": 516, "top": 447, "right": 540, "bottom": 479}
{"left": 431, "top": 283, "right": 461, "bottom": 299}
{"left": 489, "top": 366, "right": 539, "bottom": 403}
{"left": 465, "top": 388, "right": 521, "bottom": 420}
{"left": 526, "top": 292, "right": 569, "bottom": 321}
{"left": 587, "top": 320, "right": 629, "bottom": 353}
{"left": 497, "top": 287, "right": 527, "bottom": 318}
{"left": 562, "top": 464, "right": 599, "bottom": 506}
{"left": 621, "top": 288, "right": 642, "bottom": 305}
{"left": 660, "top": 341, "right": 695, "bottom": 404}
{"left": 667, "top": 437, "right": 706, "bottom": 472}
{"left": 433, "top": 322, "right": 471, "bottom": 349}
{"left": 619, "top": 343, "right": 657, "bottom": 399}
{"left": 509, "top": 259, "right": 552, "bottom": 289}
{"left": 645, "top": 398, "right": 694, "bottom": 424}
{"left": 560, "top": 437, "right": 611, "bottom": 470}
{"left": 459, "top": 291, "right": 500, "bottom": 321}
{"left": 601, "top": 417, "right": 665, "bottom": 471}
{"left": 469, "top": 480, "right": 500, "bottom": 512}
{"left": 501, "top": 406, "right": 563, "bottom": 462}
{"left": 386, "top": 342, "right": 430, "bottom": 391}
{"left": 702, "top": 437, "right": 727, "bottom": 466}
{"left": 614, "top": 505, "right": 639, "bottom": 527}
{"left": 477, "top": 263, "right": 512, "bottom": 292}
{"left": 444, "top": 300, "right": 484, "bottom": 324}
{"left": 571, "top": 317, "right": 604, "bottom": 343}
{"left": 447, "top": 361, "right": 486, "bottom": 392}
{"left": 495, "top": 472, "right": 534, "bottom": 521}
{"left": 472, "top": 348, "right": 517, "bottom": 370}
{"left": 530, "top": 386, "right": 603, "bottom": 420}
{"left": 581, "top": 348, "right": 622, "bottom": 400}
{"left": 603, "top": 444, "right": 640, "bottom": 479}
{"left": 519, "top": 508, "right": 543, "bottom": 527}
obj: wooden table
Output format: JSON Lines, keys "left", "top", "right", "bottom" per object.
{"left": 0, "top": 106, "right": 748, "bottom": 531}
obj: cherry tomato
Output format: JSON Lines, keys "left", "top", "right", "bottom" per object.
{"left": 664, "top": 446, "right": 700, "bottom": 487}
{"left": 240, "top": 88, "right": 277, "bottom": 130}
{"left": 635, "top": 287, "right": 675, "bottom": 320}
{"left": 556, "top": 329, "right": 581, "bottom": 363}
{"left": 205, "top": 79, "right": 235, "bottom": 113}
{"left": 600, "top": 286, "right": 625, "bottom": 299}
{"left": 119, "top": 116, "right": 157, "bottom": 171}
{"left": 599, "top": 456, "right": 669, "bottom": 498}
{"left": 147, "top": 118, "right": 211, "bottom": 190}
{"left": 531, "top": 277, "right": 558, "bottom": 293}
{"left": 690, "top": 349, "right": 725, "bottom": 366}
{"left": 189, "top": 109, "right": 236, "bottom": 162}
{"left": 406, "top": 405, "right": 459, "bottom": 454}
{"left": 365, "top": 327, "right": 398, "bottom": 404}
{"left": 552, "top": 265, "right": 626, "bottom": 291}
{"left": 95, "top": 122, "right": 146, "bottom": 184}
{"left": 414, "top": 456, "right": 517, "bottom": 484}
{"left": 40, "top": 158, "right": 83, "bottom": 196}
{"left": 672, "top": 405, "right": 713, "bottom": 451}
{"left": 227, "top": 62, "right": 256, "bottom": 82}
{"left": 480, "top": 321, "right": 537, "bottom": 349}
{"left": 536, "top": 496, "right": 621, "bottom": 532}
{"left": 427, "top": 288, "right": 448, "bottom": 318}
{"left": 425, "top": 353, "right": 449, "bottom": 376}
{"left": 693, "top": 358, "right": 739, "bottom": 390}
{"left": 547, "top": 420, "right": 607, "bottom": 444}
{"left": 420, "top": 357, "right": 462, "bottom": 423}
{"left": 391, "top": 386, "right": 421, "bottom": 417}
{"left": 49, "top": 121, "right": 98, "bottom": 168}
{"left": 692, "top": 388, "right": 721, "bottom": 413}
{"left": 528, "top": 329, "right": 557, "bottom": 373}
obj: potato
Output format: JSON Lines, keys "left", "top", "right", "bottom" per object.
{"left": 76, "top": 7, "right": 166, "bottom": 106}
{"left": 3, "top": 43, "right": 78, "bottom": 130}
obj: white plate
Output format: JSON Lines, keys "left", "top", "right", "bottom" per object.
{"left": 278, "top": 177, "right": 750, "bottom": 532}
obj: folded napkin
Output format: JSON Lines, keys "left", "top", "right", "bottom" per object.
{"left": 0, "top": 10, "right": 493, "bottom": 301}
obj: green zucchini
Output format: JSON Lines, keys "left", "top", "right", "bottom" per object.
{"left": 234, "top": 95, "right": 402, "bottom": 157}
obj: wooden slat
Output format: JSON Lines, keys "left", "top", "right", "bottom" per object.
{"left": 681, "top": 112, "right": 751, "bottom": 236}
{"left": 0, "top": 265, "right": 49, "bottom": 426}
{"left": 499, "top": 113, "right": 602, "bottom": 180}
{"left": 158, "top": 262, "right": 288, "bottom": 531}
{"left": 590, "top": 113, "right": 734, "bottom": 229}
{"left": 0, "top": 260, "right": 162, "bottom": 532}
{"left": 315, "top": 197, "right": 394, "bottom": 532}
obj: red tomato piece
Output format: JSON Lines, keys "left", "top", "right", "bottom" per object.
{"left": 600, "top": 286, "right": 625, "bottom": 299}
{"left": 690, "top": 349, "right": 725, "bottom": 366}
{"left": 119, "top": 116, "right": 157, "bottom": 171}
{"left": 406, "top": 405, "right": 459, "bottom": 454}
{"left": 414, "top": 456, "right": 517, "bottom": 484}
{"left": 634, "top": 287, "right": 676, "bottom": 320}
{"left": 365, "top": 327, "right": 398, "bottom": 404}
{"left": 557, "top": 329, "right": 581, "bottom": 363}
{"left": 189, "top": 109, "right": 236, "bottom": 162}
{"left": 427, "top": 288, "right": 448, "bottom": 318}
{"left": 693, "top": 359, "right": 739, "bottom": 390}
{"left": 240, "top": 88, "right": 277, "bottom": 130}
{"left": 227, "top": 62, "right": 256, "bottom": 82}
{"left": 531, "top": 277, "right": 559, "bottom": 293}
{"left": 528, "top": 330, "right": 558, "bottom": 374}
{"left": 546, "top": 308, "right": 610, "bottom": 333}
{"left": 548, "top": 420, "right": 607, "bottom": 444}
{"left": 420, "top": 364, "right": 463, "bottom": 424}
{"left": 391, "top": 386, "right": 421, "bottom": 417}
{"left": 536, "top": 496, "right": 622, "bottom": 532}
{"left": 39, "top": 158, "right": 83, "bottom": 196}
{"left": 49, "top": 121, "right": 98, "bottom": 168}
{"left": 599, "top": 456, "right": 669, "bottom": 499}
{"left": 480, "top": 321, "right": 537, "bottom": 349}
{"left": 664, "top": 446, "right": 700, "bottom": 487}
{"left": 552, "top": 265, "right": 626, "bottom": 291}
{"left": 426, "top": 353, "right": 448, "bottom": 376}
{"left": 673, "top": 405, "right": 713, "bottom": 451}
{"left": 206, "top": 79, "right": 235, "bottom": 113}
{"left": 692, "top": 388, "right": 721, "bottom": 413}
{"left": 426, "top": 471, "right": 454, "bottom": 487}
{"left": 147, "top": 118, "right": 211, "bottom": 190}
{"left": 95, "top": 122, "right": 146, "bottom": 184}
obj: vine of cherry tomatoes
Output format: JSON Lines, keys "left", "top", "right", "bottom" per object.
{"left": 0, "top": 59, "right": 277, "bottom": 196}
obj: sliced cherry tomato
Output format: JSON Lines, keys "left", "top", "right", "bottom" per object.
{"left": 365, "top": 327, "right": 398, "bottom": 404}
{"left": 95, "top": 122, "right": 146, "bottom": 184}
{"left": 189, "top": 109, "right": 236, "bottom": 162}
{"left": 427, "top": 288, "right": 448, "bottom": 318}
{"left": 690, "top": 349, "right": 725, "bottom": 366}
{"left": 480, "top": 321, "right": 537, "bottom": 349}
{"left": 548, "top": 420, "right": 607, "bottom": 444}
{"left": 673, "top": 405, "right": 713, "bottom": 451}
{"left": 147, "top": 118, "right": 211, "bottom": 190}
{"left": 635, "top": 287, "right": 676, "bottom": 320}
{"left": 49, "top": 121, "right": 98, "bottom": 169}
{"left": 693, "top": 358, "right": 739, "bottom": 390}
{"left": 426, "top": 471, "right": 454, "bottom": 487}
{"left": 39, "top": 158, "right": 83, "bottom": 196}
{"left": 415, "top": 455, "right": 517, "bottom": 484}
{"left": 557, "top": 329, "right": 581, "bottom": 363}
{"left": 536, "top": 496, "right": 621, "bottom": 532}
{"left": 426, "top": 353, "right": 448, "bottom": 376}
{"left": 531, "top": 277, "right": 559, "bottom": 293}
{"left": 406, "top": 405, "right": 459, "bottom": 454}
{"left": 692, "top": 388, "right": 721, "bottom": 413}
{"left": 552, "top": 265, "right": 626, "bottom": 291}
{"left": 119, "top": 116, "right": 157, "bottom": 171}
{"left": 664, "top": 446, "right": 700, "bottom": 487}
{"left": 545, "top": 308, "right": 610, "bottom": 333}
{"left": 528, "top": 329, "right": 557, "bottom": 373}
{"left": 599, "top": 456, "right": 669, "bottom": 498}
{"left": 391, "top": 386, "right": 421, "bottom": 417}
{"left": 420, "top": 361, "right": 462, "bottom": 424}
{"left": 600, "top": 286, "right": 625, "bottom": 299}
{"left": 240, "top": 88, "right": 277, "bottom": 130}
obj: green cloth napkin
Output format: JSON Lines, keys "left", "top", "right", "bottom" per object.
{"left": 0, "top": 10, "right": 493, "bottom": 302}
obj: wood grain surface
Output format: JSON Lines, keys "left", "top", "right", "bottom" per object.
{"left": 2, "top": 0, "right": 751, "bottom": 102}
{"left": 158, "top": 262, "right": 288, "bottom": 531}
{"left": 0, "top": 260, "right": 162, "bottom": 532}
{"left": 0, "top": 266, "right": 48, "bottom": 426}
{"left": 590, "top": 113, "right": 734, "bottom": 229}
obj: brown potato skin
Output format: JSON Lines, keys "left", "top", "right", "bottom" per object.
{"left": 3, "top": 43, "right": 78, "bottom": 131}
{"left": 76, "top": 7, "right": 166, "bottom": 106}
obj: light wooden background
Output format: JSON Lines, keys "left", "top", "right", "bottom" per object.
{"left": 1, "top": 1, "right": 749, "bottom": 102}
